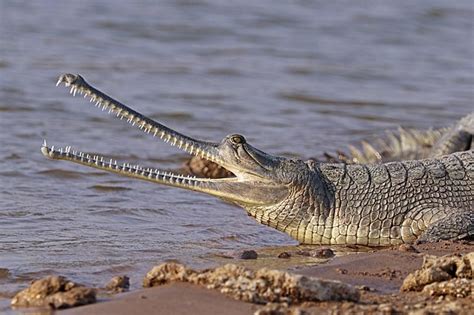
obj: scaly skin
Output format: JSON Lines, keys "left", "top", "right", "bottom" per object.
{"left": 42, "top": 74, "right": 474, "bottom": 245}
{"left": 246, "top": 151, "right": 473, "bottom": 245}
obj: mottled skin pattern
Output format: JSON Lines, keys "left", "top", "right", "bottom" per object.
{"left": 43, "top": 74, "right": 474, "bottom": 246}
{"left": 246, "top": 150, "right": 473, "bottom": 245}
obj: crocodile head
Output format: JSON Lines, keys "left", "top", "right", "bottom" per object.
{"left": 42, "top": 74, "right": 293, "bottom": 207}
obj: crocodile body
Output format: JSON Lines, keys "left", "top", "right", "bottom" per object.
{"left": 247, "top": 150, "right": 473, "bottom": 245}
{"left": 42, "top": 74, "right": 474, "bottom": 245}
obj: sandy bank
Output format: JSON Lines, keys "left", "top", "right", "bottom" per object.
{"left": 51, "top": 241, "right": 473, "bottom": 315}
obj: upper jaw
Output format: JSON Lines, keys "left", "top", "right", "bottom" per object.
{"left": 55, "top": 73, "right": 221, "bottom": 163}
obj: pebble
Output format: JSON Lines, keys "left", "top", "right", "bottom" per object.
{"left": 312, "top": 248, "right": 335, "bottom": 258}
{"left": 398, "top": 244, "right": 419, "bottom": 253}
{"left": 278, "top": 252, "right": 291, "bottom": 259}
{"left": 106, "top": 275, "right": 130, "bottom": 293}
{"left": 336, "top": 268, "right": 348, "bottom": 275}
{"left": 238, "top": 250, "right": 258, "bottom": 260}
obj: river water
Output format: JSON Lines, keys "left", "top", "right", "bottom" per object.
{"left": 0, "top": 0, "right": 473, "bottom": 299}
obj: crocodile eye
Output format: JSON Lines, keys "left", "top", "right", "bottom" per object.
{"left": 230, "top": 135, "right": 245, "bottom": 145}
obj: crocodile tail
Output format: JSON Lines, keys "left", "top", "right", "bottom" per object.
{"left": 320, "top": 127, "right": 448, "bottom": 164}
{"left": 431, "top": 112, "right": 474, "bottom": 156}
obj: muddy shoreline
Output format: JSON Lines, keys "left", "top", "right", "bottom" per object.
{"left": 5, "top": 240, "right": 472, "bottom": 314}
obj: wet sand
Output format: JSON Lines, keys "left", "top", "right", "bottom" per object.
{"left": 57, "top": 241, "right": 473, "bottom": 315}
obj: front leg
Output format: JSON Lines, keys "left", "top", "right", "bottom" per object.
{"left": 416, "top": 209, "right": 474, "bottom": 243}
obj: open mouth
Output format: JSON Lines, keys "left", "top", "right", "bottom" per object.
{"left": 41, "top": 74, "right": 237, "bottom": 189}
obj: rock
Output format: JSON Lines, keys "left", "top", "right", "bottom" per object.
{"left": 465, "top": 252, "right": 474, "bottom": 275}
{"left": 422, "top": 278, "right": 473, "bottom": 298}
{"left": 311, "top": 248, "right": 335, "bottom": 258}
{"left": 238, "top": 250, "right": 258, "bottom": 260}
{"left": 278, "top": 252, "right": 291, "bottom": 259}
{"left": 143, "top": 262, "right": 360, "bottom": 304}
{"left": 356, "top": 285, "right": 375, "bottom": 292}
{"left": 47, "top": 287, "right": 96, "bottom": 309}
{"left": 400, "top": 267, "right": 451, "bottom": 292}
{"left": 143, "top": 263, "right": 193, "bottom": 287}
{"left": 254, "top": 303, "right": 306, "bottom": 315}
{"left": 11, "top": 276, "right": 96, "bottom": 309}
{"left": 398, "top": 244, "right": 419, "bottom": 253}
{"left": 106, "top": 276, "right": 130, "bottom": 293}
{"left": 401, "top": 252, "right": 473, "bottom": 292}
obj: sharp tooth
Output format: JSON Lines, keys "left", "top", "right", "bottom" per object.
{"left": 51, "top": 145, "right": 55, "bottom": 151}
{"left": 56, "top": 78, "right": 62, "bottom": 86}
{"left": 42, "top": 139, "right": 47, "bottom": 147}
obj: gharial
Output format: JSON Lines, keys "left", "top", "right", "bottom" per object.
{"left": 42, "top": 74, "right": 474, "bottom": 246}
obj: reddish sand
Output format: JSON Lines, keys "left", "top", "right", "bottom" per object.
{"left": 53, "top": 241, "right": 472, "bottom": 315}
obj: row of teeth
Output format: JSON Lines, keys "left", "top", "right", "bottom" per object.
{"left": 57, "top": 77, "right": 219, "bottom": 163}
{"left": 43, "top": 140, "right": 203, "bottom": 186}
